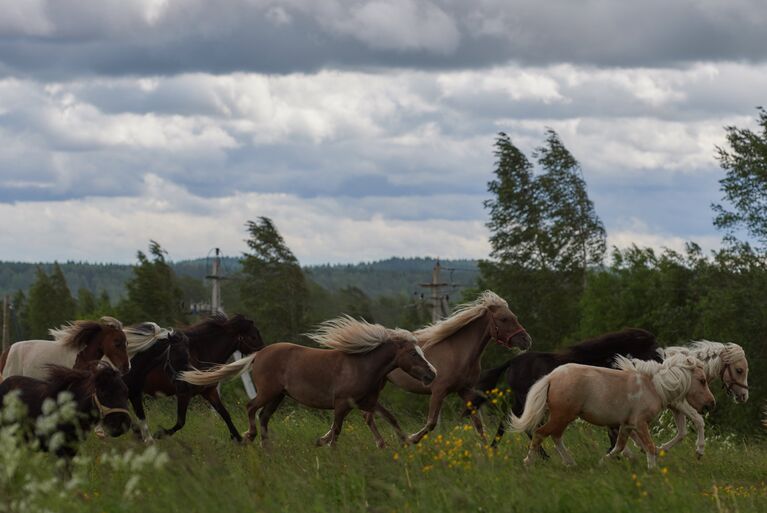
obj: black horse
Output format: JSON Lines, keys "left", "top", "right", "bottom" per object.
{"left": 470, "top": 328, "right": 662, "bottom": 450}
{"left": 122, "top": 326, "right": 192, "bottom": 442}
{"left": 0, "top": 363, "right": 131, "bottom": 459}
{"left": 143, "top": 313, "right": 265, "bottom": 441}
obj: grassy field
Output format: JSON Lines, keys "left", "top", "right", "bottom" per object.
{"left": 5, "top": 388, "right": 767, "bottom": 513}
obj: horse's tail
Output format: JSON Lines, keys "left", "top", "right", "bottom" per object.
{"left": 507, "top": 373, "right": 551, "bottom": 433}
{"left": 178, "top": 353, "right": 258, "bottom": 387}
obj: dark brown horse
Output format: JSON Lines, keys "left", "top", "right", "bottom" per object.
{"left": 0, "top": 362, "right": 131, "bottom": 459}
{"left": 386, "top": 291, "right": 532, "bottom": 444}
{"left": 179, "top": 317, "right": 437, "bottom": 447}
{"left": 120, "top": 323, "right": 191, "bottom": 443}
{"left": 0, "top": 317, "right": 130, "bottom": 381}
{"left": 472, "top": 328, "right": 661, "bottom": 451}
{"left": 142, "top": 313, "right": 264, "bottom": 441}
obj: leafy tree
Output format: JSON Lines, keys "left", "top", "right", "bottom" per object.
{"left": 240, "top": 218, "right": 308, "bottom": 343}
{"left": 77, "top": 288, "right": 97, "bottom": 318}
{"left": 25, "top": 265, "right": 76, "bottom": 339}
{"left": 713, "top": 107, "right": 767, "bottom": 249}
{"left": 118, "top": 241, "right": 185, "bottom": 326}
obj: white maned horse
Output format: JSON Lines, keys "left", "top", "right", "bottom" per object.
{"left": 658, "top": 341, "right": 749, "bottom": 458}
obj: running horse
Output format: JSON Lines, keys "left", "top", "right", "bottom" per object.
{"left": 143, "top": 313, "right": 264, "bottom": 441}
{"left": 509, "top": 354, "right": 715, "bottom": 469}
{"left": 179, "top": 316, "right": 437, "bottom": 447}
{"left": 387, "top": 291, "right": 532, "bottom": 444}
{"left": 0, "top": 317, "right": 130, "bottom": 382}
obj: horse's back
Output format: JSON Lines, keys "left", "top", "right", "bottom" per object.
{"left": 2, "top": 340, "right": 78, "bottom": 381}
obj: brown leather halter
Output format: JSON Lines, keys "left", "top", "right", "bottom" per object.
{"left": 720, "top": 363, "right": 749, "bottom": 395}
{"left": 92, "top": 394, "right": 131, "bottom": 419}
{"left": 487, "top": 310, "right": 528, "bottom": 348}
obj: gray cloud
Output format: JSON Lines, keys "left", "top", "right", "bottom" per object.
{"left": 1, "top": 1, "right": 766, "bottom": 80}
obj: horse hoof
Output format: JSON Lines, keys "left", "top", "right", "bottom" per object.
{"left": 696, "top": 451, "right": 704, "bottom": 460}
{"left": 376, "top": 440, "right": 386, "bottom": 449}
{"left": 143, "top": 436, "right": 155, "bottom": 446}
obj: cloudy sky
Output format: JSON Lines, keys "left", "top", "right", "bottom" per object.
{"left": 1, "top": 0, "right": 765, "bottom": 264}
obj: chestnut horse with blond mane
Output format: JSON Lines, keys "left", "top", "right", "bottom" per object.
{"left": 0, "top": 317, "right": 130, "bottom": 382}
{"left": 387, "top": 291, "right": 532, "bottom": 444}
{"left": 179, "top": 316, "right": 437, "bottom": 448}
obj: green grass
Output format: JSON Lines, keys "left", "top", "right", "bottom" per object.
{"left": 43, "top": 390, "right": 767, "bottom": 513}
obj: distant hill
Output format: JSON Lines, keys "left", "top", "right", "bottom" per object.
{"left": 0, "top": 257, "right": 479, "bottom": 300}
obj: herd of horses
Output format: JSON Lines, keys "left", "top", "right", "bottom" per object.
{"left": 0, "top": 290, "right": 751, "bottom": 470}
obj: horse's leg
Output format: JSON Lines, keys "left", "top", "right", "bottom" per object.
{"left": 370, "top": 402, "right": 408, "bottom": 443}
{"left": 408, "top": 389, "right": 448, "bottom": 444}
{"left": 317, "top": 401, "right": 353, "bottom": 447}
{"left": 659, "top": 404, "right": 688, "bottom": 453}
{"left": 552, "top": 434, "right": 575, "bottom": 467}
{"left": 202, "top": 386, "right": 243, "bottom": 442}
{"left": 155, "top": 392, "right": 191, "bottom": 438}
{"left": 363, "top": 411, "right": 387, "bottom": 448}
{"left": 671, "top": 401, "right": 706, "bottom": 458}
{"left": 529, "top": 411, "right": 573, "bottom": 466}
{"left": 459, "top": 388, "right": 488, "bottom": 444}
{"left": 128, "top": 384, "right": 153, "bottom": 444}
{"left": 634, "top": 421, "right": 658, "bottom": 470}
{"left": 258, "top": 394, "right": 285, "bottom": 447}
{"left": 605, "top": 424, "right": 633, "bottom": 460}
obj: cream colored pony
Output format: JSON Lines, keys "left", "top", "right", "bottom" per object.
{"left": 658, "top": 341, "right": 749, "bottom": 457}
{"left": 509, "top": 353, "right": 715, "bottom": 469}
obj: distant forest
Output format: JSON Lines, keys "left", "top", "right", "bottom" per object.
{"left": 0, "top": 257, "right": 479, "bottom": 303}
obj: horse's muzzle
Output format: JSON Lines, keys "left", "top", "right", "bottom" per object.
{"left": 421, "top": 371, "right": 436, "bottom": 386}
{"left": 511, "top": 332, "right": 533, "bottom": 351}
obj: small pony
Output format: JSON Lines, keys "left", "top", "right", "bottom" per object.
{"left": 658, "top": 341, "right": 749, "bottom": 458}
{"left": 180, "top": 316, "right": 437, "bottom": 448}
{"left": 0, "top": 362, "right": 131, "bottom": 460}
{"left": 509, "top": 353, "right": 715, "bottom": 469}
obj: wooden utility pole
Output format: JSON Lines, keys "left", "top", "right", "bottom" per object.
{"left": 206, "top": 249, "right": 256, "bottom": 399}
{"left": 420, "top": 259, "right": 450, "bottom": 323}
{"left": 2, "top": 295, "right": 9, "bottom": 353}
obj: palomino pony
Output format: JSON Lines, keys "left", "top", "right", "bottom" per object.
{"left": 472, "top": 328, "right": 661, "bottom": 448}
{"left": 142, "top": 313, "right": 264, "bottom": 441}
{"left": 386, "top": 291, "right": 532, "bottom": 444}
{"left": 509, "top": 354, "right": 715, "bottom": 469}
{"left": 658, "top": 341, "right": 749, "bottom": 458}
{"left": 121, "top": 322, "right": 191, "bottom": 443}
{"left": 0, "top": 362, "right": 131, "bottom": 459}
{"left": 179, "top": 317, "right": 437, "bottom": 448}
{"left": 0, "top": 317, "right": 130, "bottom": 381}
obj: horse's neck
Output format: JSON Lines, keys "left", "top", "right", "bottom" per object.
{"left": 440, "top": 316, "right": 491, "bottom": 366}
{"left": 356, "top": 343, "right": 399, "bottom": 382}
{"left": 188, "top": 330, "right": 237, "bottom": 365}
{"left": 691, "top": 349, "right": 724, "bottom": 381}
{"left": 74, "top": 341, "right": 103, "bottom": 367}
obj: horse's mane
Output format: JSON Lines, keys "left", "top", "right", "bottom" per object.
{"left": 125, "top": 322, "right": 171, "bottom": 356}
{"left": 561, "top": 328, "right": 657, "bottom": 363}
{"left": 307, "top": 315, "right": 414, "bottom": 354}
{"left": 183, "top": 313, "right": 251, "bottom": 338}
{"left": 661, "top": 340, "right": 746, "bottom": 380}
{"left": 613, "top": 353, "right": 700, "bottom": 404}
{"left": 415, "top": 291, "right": 508, "bottom": 350}
{"left": 43, "top": 364, "right": 96, "bottom": 395}
{"left": 49, "top": 317, "right": 123, "bottom": 350}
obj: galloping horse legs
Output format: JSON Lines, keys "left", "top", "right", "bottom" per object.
{"left": 605, "top": 424, "right": 633, "bottom": 460}
{"left": 633, "top": 422, "right": 658, "bottom": 469}
{"left": 407, "top": 388, "right": 448, "bottom": 444}
{"left": 371, "top": 402, "right": 408, "bottom": 443}
{"left": 202, "top": 386, "right": 243, "bottom": 441}
{"left": 316, "top": 402, "right": 353, "bottom": 447}
{"left": 258, "top": 394, "right": 285, "bottom": 447}
{"left": 154, "top": 392, "right": 191, "bottom": 439}
{"left": 363, "top": 410, "right": 387, "bottom": 448}
{"left": 661, "top": 402, "right": 705, "bottom": 458}
{"left": 459, "top": 388, "right": 487, "bottom": 444}
{"left": 127, "top": 380, "right": 153, "bottom": 443}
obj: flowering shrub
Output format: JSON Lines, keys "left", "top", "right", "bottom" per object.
{"left": 0, "top": 391, "right": 168, "bottom": 513}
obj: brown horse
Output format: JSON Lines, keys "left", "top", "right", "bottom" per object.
{"left": 387, "top": 291, "right": 532, "bottom": 444}
{"left": 142, "top": 313, "right": 264, "bottom": 441}
{"left": 0, "top": 317, "right": 130, "bottom": 381}
{"left": 179, "top": 317, "right": 437, "bottom": 447}
{"left": 0, "top": 362, "right": 131, "bottom": 460}
{"left": 510, "top": 354, "right": 715, "bottom": 469}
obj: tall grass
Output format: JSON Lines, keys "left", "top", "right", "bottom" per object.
{"left": 4, "top": 386, "right": 761, "bottom": 513}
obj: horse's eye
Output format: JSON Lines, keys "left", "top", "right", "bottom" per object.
{"left": 699, "top": 379, "right": 706, "bottom": 385}
{"left": 736, "top": 368, "right": 743, "bottom": 374}
{"left": 410, "top": 350, "right": 418, "bottom": 357}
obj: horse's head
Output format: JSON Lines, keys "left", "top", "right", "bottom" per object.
{"left": 486, "top": 304, "right": 532, "bottom": 351}
{"left": 166, "top": 330, "right": 191, "bottom": 379}
{"left": 390, "top": 329, "right": 436, "bottom": 386}
{"left": 92, "top": 364, "right": 131, "bottom": 437}
{"left": 685, "top": 360, "right": 716, "bottom": 414}
{"left": 99, "top": 319, "right": 130, "bottom": 375}
{"left": 228, "top": 315, "right": 266, "bottom": 355}
{"left": 721, "top": 344, "right": 749, "bottom": 403}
